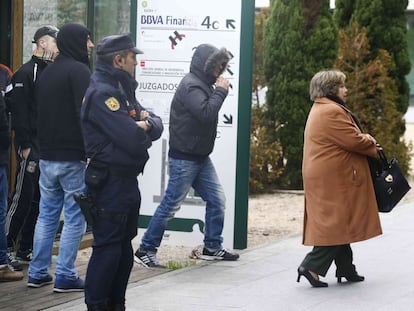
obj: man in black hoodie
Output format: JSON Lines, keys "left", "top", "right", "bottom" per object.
{"left": 135, "top": 43, "right": 239, "bottom": 268}
{"left": 28, "top": 23, "right": 94, "bottom": 293}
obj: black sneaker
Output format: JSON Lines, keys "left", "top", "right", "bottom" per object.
{"left": 7, "top": 251, "right": 22, "bottom": 271}
{"left": 200, "top": 248, "right": 240, "bottom": 261}
{"left": 134, "top": 250, "right": 165, "bottom": 268}
{"left": 28, "top": 274, "right": 54, "bottom": 288}
{"left": 15, "top": 249, "right": 32, "bottom": 263}
{"left": 53, "top": 276, "right": 84, "bottom": 293}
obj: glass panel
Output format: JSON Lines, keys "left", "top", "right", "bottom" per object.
{"left": 22, "top": 0, "right": 87, "bottom": 62}
{"left": 93, "top": 1, "right": 131, "bottom": 42}
{"left": 57, "top": 1, "right": 88, "bottom": 25}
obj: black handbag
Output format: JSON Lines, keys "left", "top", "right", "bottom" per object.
{"left": 369, "top": 149, "right": 411, "bottom": 213}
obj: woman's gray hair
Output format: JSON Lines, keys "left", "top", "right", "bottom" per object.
{"left": 309, "top": 70, "right": 346, "bottom": 100}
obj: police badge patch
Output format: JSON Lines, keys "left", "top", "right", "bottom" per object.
{"left": 105, "top": 97, "right": 120, "bottom": 111}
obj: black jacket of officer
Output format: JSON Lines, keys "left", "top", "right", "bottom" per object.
{"left": 81, "top": 35, "right": 163, "bottom": 174}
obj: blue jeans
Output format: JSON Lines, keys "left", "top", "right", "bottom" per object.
{"left": 140, "top": 156, "right": 225, "bottom": 252}
{"left": 29, "top": 160, "right": 86, "bottom": 280}
{"left": 0, "top": 166, "right": 8, "bottom": 265}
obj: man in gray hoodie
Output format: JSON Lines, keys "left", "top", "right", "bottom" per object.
{"left": 135, "top": 43, "right": 239, "bottom": 268}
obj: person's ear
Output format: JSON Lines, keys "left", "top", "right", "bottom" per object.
{"left": 38, "top": 38, "right": 46, "bottom": 49}
{"left": 113, "top": 54, "right": 124, "bottom": 67}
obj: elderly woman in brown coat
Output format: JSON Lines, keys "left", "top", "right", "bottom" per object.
{"left": 297, "top": 70, "right": 382, "bottom": 288}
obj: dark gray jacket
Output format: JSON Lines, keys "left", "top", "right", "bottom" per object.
{"left": 168, "top": 44, "right": 230, "bottom": 159}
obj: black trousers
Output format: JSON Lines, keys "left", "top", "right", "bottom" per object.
{"left": 85, "top": 174, "right": 141, "bottom": 307}
{"left": 6, "top": 145, "right": 39, "bottom": 251}
{"left": 300, "top": 244, "right": 357, "bottom": 277}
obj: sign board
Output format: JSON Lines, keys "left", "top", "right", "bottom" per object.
{"left": 135, "top": 0, "right": 253, "bottom": 249}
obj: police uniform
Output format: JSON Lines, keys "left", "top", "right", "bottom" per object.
{"left": 80, "top": 34, "right": 163, "bottom": 310}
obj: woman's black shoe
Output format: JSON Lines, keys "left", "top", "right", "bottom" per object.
{"left": 297, "top": 266, "right": 328, "bottom": 288}
{"left": 337, "top": 274, "right": 365, "bottom": 283}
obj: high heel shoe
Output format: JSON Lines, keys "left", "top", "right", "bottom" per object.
{"left": 337, "top": 274, "right": 365, "bottom": 283}
{"left": 297, "top": 266, "right": 328, "bottom": 288}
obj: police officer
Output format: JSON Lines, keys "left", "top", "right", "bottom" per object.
{"left": 80, "top": 33, "right": 163, "bottom": 311}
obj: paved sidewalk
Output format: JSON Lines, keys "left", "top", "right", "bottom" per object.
{"left": 54, "top": 198, "right": 414, "bottom": 311}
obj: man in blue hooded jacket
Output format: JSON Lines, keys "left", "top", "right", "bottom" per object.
{"left": 135, "top": 43, "right": 239, "bottom": 268}
{"left": 28, "top": 23, "right": 94, "bottom": 292}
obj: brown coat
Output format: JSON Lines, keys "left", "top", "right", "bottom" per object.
{"left": 302, "top": 97, "right": 382, "bottom": 246}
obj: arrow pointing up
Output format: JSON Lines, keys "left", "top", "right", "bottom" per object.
{"left": 226, "top": 19, "right": 236, "bottom": 29}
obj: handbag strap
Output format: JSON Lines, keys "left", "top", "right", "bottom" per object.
{"left": 377, "top": 149, "right": 389, "bottom": 167}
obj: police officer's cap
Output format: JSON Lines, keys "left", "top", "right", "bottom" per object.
{"left": 96, "top": 33, "right": 144, "bottom": 55}
{"left": 32, "top": 25, "right": 59, "bottom": 43}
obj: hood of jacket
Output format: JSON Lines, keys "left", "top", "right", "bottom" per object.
{"left": 57, "top": 23, "right": 91, "bottom": 66}
{"left": 190, "top": 44, "right": 231, "bottom": 85}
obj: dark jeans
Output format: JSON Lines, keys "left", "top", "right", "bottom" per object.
{"left": 300, "top": 244, "right": 357, "bottom": 277}
{"left": 84, "top": 174, "right": 141, "bottom": 306}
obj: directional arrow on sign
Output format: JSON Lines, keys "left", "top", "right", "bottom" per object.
{"left": 223, "top": 114, "right": 233, "bottom": 124}
{"left": 226, "top": 19, "right": 236, "bottom": 29}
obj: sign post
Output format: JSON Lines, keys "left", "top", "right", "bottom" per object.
{"left": 135, "top": 0, "right": 254, "bottom": 249}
